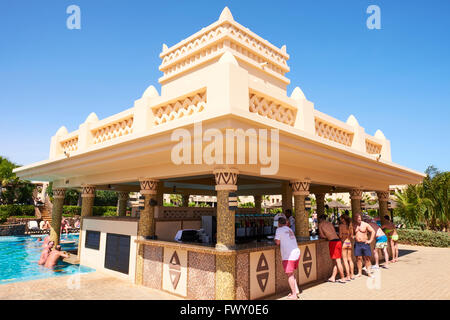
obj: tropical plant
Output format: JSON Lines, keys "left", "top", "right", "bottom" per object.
{"left": 0, "top": 156, "right": 34, "bottom": 205}
{"left": 394, "top": 165, "right": 449, "bottom": 231}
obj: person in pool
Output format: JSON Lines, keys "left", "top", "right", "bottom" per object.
{"left": 44, "top": 245, "right": 70, "bottom": 268}
{"left": 38, "top": 241, "right": 54, "bottom": 265}
{"left": 382, "top": 215, "right": 399, "bottom": 263}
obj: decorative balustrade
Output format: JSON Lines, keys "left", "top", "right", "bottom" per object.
{"left": 60, "top": 136, "right": 79, "bottom": 154}
{"left": 366, "top": 139, "right": 382, "bottom": 154}
{"left": 152, "top": 90, "right": 207, "bottom": 126}
{"left": 314, "top": 117, "right": 354, "bottom": 147}
{"left": 249, "top": 91, "right": 296, "bottom": 126}
{"left": 92, "top": 116, "right": 134, "bottom": 145}
{"left": 159, "top": 20, "right": 289, "bottom": 83}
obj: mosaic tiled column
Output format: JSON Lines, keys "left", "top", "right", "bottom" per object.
{"left": 216, "top": 254, "right": 236, "bottom": 300}
{"left": 315, "top": 193, "right": 325, "bottom": 216}
{"left": 291, "top": 180, "right": 310, "bottom": 240}
{"left": 214, "top": 169, "right": 238, "bottom": 250}
{"left": 350, "top": 189, "right": 363, "bottom": 222}
{"left": 377, "top": 191, "right": 390, "bottom": 225}
{"left": 281, "top": 181, "right": 293, "bottom": 213}
{"left": 136, "top": 178, "right": 159, "bottom": 285}
{"left": 117, "top": 191, "right": 129, "bottom": 216}
{"left": 78, "top": 185, "right": 96, "bottom": 257}
{"left": 254, "top": 195, "right": 262, "bottom": 214}
{"left": 214, "top": 168, "right": 238, "bottom": 300}
{"left": 49, "top": 188, "right": 66, "bottom": 246}
{"left": 182, "top": 194, "right": 190, "bottom": 207}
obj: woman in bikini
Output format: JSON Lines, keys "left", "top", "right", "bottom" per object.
{"left": 339, "top": 214, "right": 355, "bottom": 281}
{"left": 382, "top": 215, "right": 399, "bottom": 262}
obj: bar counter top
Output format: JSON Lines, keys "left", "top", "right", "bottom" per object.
{"left": 135, "top": 237, "right": 326, "bottom": 255}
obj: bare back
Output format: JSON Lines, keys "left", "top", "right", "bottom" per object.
{"left": 319, "top": 221, "right": 339, "bottom": 240}
{"left": 44, "top": 250, "right": 69, "bottom": 268}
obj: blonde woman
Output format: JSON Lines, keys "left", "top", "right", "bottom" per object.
{"left": 339, "top": 214, "right": 355, "bottom": 281}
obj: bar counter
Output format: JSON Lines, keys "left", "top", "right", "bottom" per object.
{"left": 135, "top": 237, "right": 333, "bottom": 300}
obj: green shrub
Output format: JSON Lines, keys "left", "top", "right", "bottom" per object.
{"left": 61, "top": 206, "right": 117, "bottom": 217}
{"left": 93, "top": 206, "right": 117, "bottom": 216}
{"left": 397, "top": 229, "right": 450, "bottom": 248}
{"left": 0, "top": 205, "right": 35, "bottom": 222}
{"left": 63, "top": 206, "right": 82, "bottom": 216}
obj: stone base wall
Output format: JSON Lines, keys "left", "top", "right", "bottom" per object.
{"left": 0, "top": 224, "right": 26, "bottom": 236}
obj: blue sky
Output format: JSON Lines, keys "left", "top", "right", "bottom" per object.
{"left": 0, "top": 0, "right": 449, "bottom": 173}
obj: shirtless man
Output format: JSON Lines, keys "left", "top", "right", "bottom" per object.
{"left": 353, "top": 214, "right": 375, "bottom": 277}
{"left": 318, "top": 215, "right": 346, "bottom": 283}
{"left": 367, "top": 218, "right": 389, "bottom": 269}
{"left": 38, "top": 240, "right": 54, "bottom": 265}
{"left": 44, "top": 245, "right": 70, "bottom": 268}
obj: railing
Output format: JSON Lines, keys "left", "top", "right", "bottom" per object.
{"left": 249, "top": 90, "right": 297, "bottom": 126}
{"left": 92, "top": 115, "right": 134, "bottom": 145}
{"left": 314, "top": 117, "right": 354, "bottom": 147}
{"left": 152, "top": 89, "right": 207, "bottom": 126}
{"left": 365, "top": 139, "right": 382, "bottom": 154}
{"left": 60, "top": 136, "right": 79, "bottom": 154}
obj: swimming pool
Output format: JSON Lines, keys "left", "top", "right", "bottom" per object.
{"left": 0, "top": 234, "right": 94, "bottom": 285}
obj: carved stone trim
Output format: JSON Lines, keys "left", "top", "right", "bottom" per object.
{"left": 139, "top": 179, "right": 159, "bottom": 195}
{"left": 81, "top": 185, "right": 96, "bottom": 198}
{"left": 376, "top": 191, "right": 390, "bottom": 202}
{"left": 53, "top": 188, "right": 66, "bottom": 199}
{"left": 350, "top": 189, "right": 363, "bottom": 200}
{"left": 290, "top": 181, "right": 310, "bottom": 196}
{"left": 214, "top": 169, "right": 238, "bottom": 191}
{"left": 118, "top": 191, "right": 129, "bottom": 201}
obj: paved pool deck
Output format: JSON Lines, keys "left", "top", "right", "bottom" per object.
{"left": 0, "top": 244, "right": 448, "bottom": 300}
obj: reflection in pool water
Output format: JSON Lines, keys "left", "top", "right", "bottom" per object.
{"left": 0, "top": 234, "right": 94, "bottom": 285}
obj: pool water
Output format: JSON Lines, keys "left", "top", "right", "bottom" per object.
{"left": 0, "top": 234, "right": 95, "bottom": 285}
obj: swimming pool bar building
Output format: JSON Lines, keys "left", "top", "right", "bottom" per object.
{"left": 14, "top": 8, "right": 425, "bottom": 299}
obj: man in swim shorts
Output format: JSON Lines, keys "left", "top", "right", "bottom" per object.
{"left": 367, "top": 218, "right": 389, "bottom": 269}
{"left": 318, "top": 215, "right": 346, "bottom": 283}
{"left": 353, "top": 214, "right": 375, "bottom": 277}
{"left": 275, "top": 217, "right": 301, "bottom": 300}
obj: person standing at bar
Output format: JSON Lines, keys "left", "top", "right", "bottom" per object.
{"left": 285, "top": 209, "right": 295, "bottom": 233}
{"left": 318, "top": 215, "right": 346, "bottom": 283}
{"left": 353, "top": 214, "right": 376, "bottom": 278}
{"left": 274, "top": 217, "right": 301, "bottom": 300}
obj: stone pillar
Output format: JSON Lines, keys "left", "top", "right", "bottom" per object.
{"left": 49, "top": 188, "right": 66, "bottom": 246}
{"left": 377, "top": 191, "right": 390, "bottom": 225}
{"left": 182, "top": 194, "right": 190, "bottom": 207}
{"left": 315, "top": 193, "right": 325, "bottom": 216}
{"left": 350, "top": 189, "right": 363, "bottom": 222}
{"left": 214, "top": 168, "right": 238, "bottom": 300}
{"left": 291, "top": 180, "right": 310, "bottom": 240}
{"left": 136, "top": 178, "right": 159, "bottom": 286}
{"left": 281, "top": 181, "right": 293, "bottom": 213}
{"left": 254, "top": 195, "right": 262, "bottom": 214}
{"left": 78, "top": 185, "right": 96, "bottom": 257}
{"left": 117, "top": 191, "right": 129, "bottom": 216}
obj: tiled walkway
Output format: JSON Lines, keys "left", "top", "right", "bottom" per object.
{"left": 276, "top": 244, "right": 450, "bottom": 300}
{"left": 0, "top": 244, "right": 448, "bottom": 300}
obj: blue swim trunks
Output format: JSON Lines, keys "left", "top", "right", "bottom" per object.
{"left": 354, "top": 241, "right": 372, "bottom": 257}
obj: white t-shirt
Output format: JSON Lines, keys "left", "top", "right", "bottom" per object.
{"left": 275, "top": 226, "right": 300, "bottom": 261}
